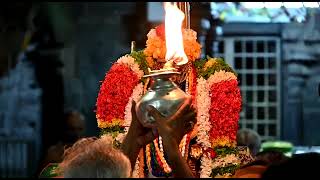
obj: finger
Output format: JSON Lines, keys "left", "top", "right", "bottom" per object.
{"left": 131, "top": 100, "right": 137, "bottom": 118}
{"left": 181, "top": 96, "right": 192, "bottom": 110}
{"left": 146, "top": 105, "right": 165, "bottom": 124}
{"left": 176, "top": 97, "right": 192, "bottom": 116}
{"left": 137, "top": 131, "right": 156, "bottom": 146}
{"left": 170, "top": 111, "right": 197, "bottom": 129}
{"left": 168, "top": 108, "right": 196, "bottom": 125}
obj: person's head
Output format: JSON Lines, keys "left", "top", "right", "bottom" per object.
{"left": 58, "top": 136, "right": 132, "bottom": 178}
{"left": 237, "top": 128, "right": 261, "bottom": 156}
{"left": 62, "top": 109, "right": 85, "bottom": 143}
{"left": 262, "top": 152, "right": 320, "bottom": 178}
{"left": 255, "top": 150, "right": 289, "bottom": 166}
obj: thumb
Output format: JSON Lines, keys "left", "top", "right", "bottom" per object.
{"left": 131, "top": 100, "right": 138, "bottom": 121}
{"left": 147, "top": 105, "right": 165, "bottom": 126}
{"left": 131, "top": 100, "right": 136, "bottom": 113}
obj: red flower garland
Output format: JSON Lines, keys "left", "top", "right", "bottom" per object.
{"left": 96, "top": 63, "right": 140, "bottom": 127}
{"left": 209, "top": 79, "right": 242, "bottom": 145}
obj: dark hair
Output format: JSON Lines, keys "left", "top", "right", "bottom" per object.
{"left": 237, "top": 128, "right": 261, "bottom": 156}
{"left": 262, "top": 152, "right": 320, "bottom": 178}
{"left": 255, "top": 150, "right": 289, "bottom": 166}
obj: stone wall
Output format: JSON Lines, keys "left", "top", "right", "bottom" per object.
{"left": 57, "top": 2, "right": 141, "bottom": 136}
{"left": 281, "top": 9, "right": 320, "bottom": 145}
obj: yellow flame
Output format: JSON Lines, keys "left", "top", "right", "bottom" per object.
{"left": 164, "top": 2, "right": 188, "bottom": 65}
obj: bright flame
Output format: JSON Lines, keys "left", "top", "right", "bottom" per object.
{"left": 164, "top": 2, "right": 188, "bottom": 66}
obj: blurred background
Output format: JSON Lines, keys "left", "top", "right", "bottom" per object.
{"left": 1, "top": 1, "right": 320, "bottom": 177}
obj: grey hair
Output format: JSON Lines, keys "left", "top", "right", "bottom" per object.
{"left": 237, "top": 128, "right": 261, "bottom": 156}
{"left": 58, "top": 136, "right": 131, "bottom": 178}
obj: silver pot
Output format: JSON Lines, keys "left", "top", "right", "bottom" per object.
{"left": 135, "top": 69, "right": 189, "bottom": 128}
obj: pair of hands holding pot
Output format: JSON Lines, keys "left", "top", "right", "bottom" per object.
{"left": 128, "top": 97, "right": 197, "bottom": 150}
{"left": 122, "top": 97, "right": 196, "bottom": 177}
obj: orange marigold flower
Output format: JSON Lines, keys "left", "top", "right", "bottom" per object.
{"left": 144, "top": 28, "right": 202, "bottom": 63}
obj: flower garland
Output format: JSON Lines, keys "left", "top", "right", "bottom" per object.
{"left": 209, "top": 78, "right": 241, "bottom": 148}
{"left": 96, "top": 63, "right": 140, "bottom": 129}
{"left": 117, "top": 55, "right": 144, "bottom": 79}
{"left": 95, "top": 25, "right": 244, "bottom": 178}
{"left": 211, "top": 154, "right": 240, "bottom": 169}
{"left": 154, "top": 137, "right": 172, "bottom": 174}
{"left": 195, "top": 67, "right": 241, "bottom": 177}
{"left": 195, "top": 77, "right": 213, "bottom": 178}
{"left": 210, "top": 146, "right": 253, "bottom": 177}
{"left": 144, "top": 25, "right": 201, "bottom": 69}
{"left": 95, "top": 55, "right": 145, "bottom": 177}
{"left": 96, "top": 55, "right": 143, "bottom": 129}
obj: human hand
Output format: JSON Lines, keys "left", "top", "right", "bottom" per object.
{"left": 126, "top": 101, "right": 158, "bottom": 148}
{"left": 146, "top": 97, "right": 197, "bottom": 178}
{"left": 146, "top": 97, "right": 197, "bottom": 146}
{"left": 121, "top": 100, "right": 158, "bottom": 169}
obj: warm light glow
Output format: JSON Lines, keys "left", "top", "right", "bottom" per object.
{"left": 164, "top": 2, "right": 188, "bottom": 66}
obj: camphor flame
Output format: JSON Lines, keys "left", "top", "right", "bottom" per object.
{"left": 164, "top": 2, "right": 188, "bottom": 66}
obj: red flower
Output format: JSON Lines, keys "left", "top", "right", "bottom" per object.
{"left": 96, "top": 63, "right": 140, "bottom": 125}
{"left": 204, "top": 148, "right": 217, "bottom": 159}
{"left": 208, "top": 79, "right": 242, "bottom": 145}
{"left": 155, "top": 24, "right": 165, "bottom": 40}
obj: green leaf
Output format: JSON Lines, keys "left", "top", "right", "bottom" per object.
{"left": 129, "top": 50, "right": 150, "bottom": 84}
{"left": 39, "top": 163, "right": 61, "bottom": 178}
{"left": 130, "top": 50, "right": 149, "bottom": 75}
{"left": 211, "top": 164, "right": 240, "bottom": 177}
{"left": 193, "top": 56, "right": 237, "bottom": 80}
{"left": 214, "top": 146, "right": 238, "bottom": 158}
{"left": 99, "top": 126, "right": 125, "bottom": 139}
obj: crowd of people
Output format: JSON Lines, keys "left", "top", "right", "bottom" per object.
{"left": 41, "top": 98, "right": 319, "bottom": 178}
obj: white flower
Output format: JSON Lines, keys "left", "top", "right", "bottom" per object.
{"left": 196, "top": 77, "right": 213, "bottom": 178}
{"left": 132, "top": 158, "right": 140, "bottom": 178}
{"left": 200, "top": 156, "right": 213, "bottom": 178}
{"left": 207, "top": 70, "right": 237, "bottom": 86}
{"left": 117, "top": 55, "right": 144, "bottom": 79}
{"left": 211, "top": 154, "right": 240, "bottom": 169}
{"left": 123, "top": 83, "right": 144, "bottom": 130}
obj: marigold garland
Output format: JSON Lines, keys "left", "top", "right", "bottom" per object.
{"left": 144, "top": 26, "right": 202, "bottom": 68}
